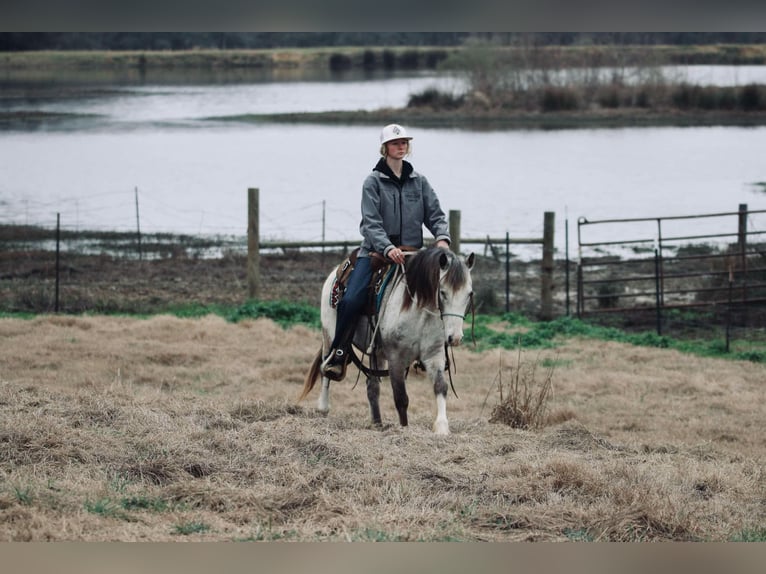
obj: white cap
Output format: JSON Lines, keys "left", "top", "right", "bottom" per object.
{"left": 380, "top": 124, "right": 412, "bottom": 145}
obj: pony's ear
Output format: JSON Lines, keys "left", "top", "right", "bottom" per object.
{"left": 439, "top": 251, "right": 450, "bottom": 271}
{"left": 465, "top": 252, "right": 475, "bottom": 270}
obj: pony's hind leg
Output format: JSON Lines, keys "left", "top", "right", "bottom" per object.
{"left": 366, "top": 376, "right": 382, "bottom": 426}
{"left": 317, "top": 376, "right": 331, "bottom": 413}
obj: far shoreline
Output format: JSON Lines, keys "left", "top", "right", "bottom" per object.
{"left": 207, "top": 107, "right": 766, "bottom": 130}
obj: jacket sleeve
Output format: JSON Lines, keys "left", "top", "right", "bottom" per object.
{"left": 359, "top": 174, "right": 395, "bottom": 256}
{"left": 420, "top": 175, "right": 451, "bottom": 245}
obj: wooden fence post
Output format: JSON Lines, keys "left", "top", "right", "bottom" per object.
{"left": 247, "top": 188, "right": 260, "bottom": 299}
{"left": 540, "top": 211, "right": 555, "bottom": 321}
{"left": 449, "top": 210, "right": 461, "bottom": 255}
{"left": 737, "top": 203, "right": 748, "bottom": 253}
{"left": 738, "top": 203, "right": 748, "bottom": 309}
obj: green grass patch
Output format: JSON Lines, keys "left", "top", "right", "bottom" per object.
{"left": 0, "top": 312, "right": 37, "bottom": 320}
{"left": 85, "top": 497, "right": 128, "bottom": 519}
{"left": 13, "top": 486, "right": 34, "bottom": 505}
{"left": 541, "top": 357, "right": 573, "bottom": 369}
{"left": 730, "top": 528, "right": 766, "bottom": 542}
{"left": 224, "top": 300, "right": 320, "bottom": 327}
{"left": 7, "top": 301, "right": 762, "bottom": 364}
{"left": 235, "top": 525, "right": 298, "bottom": 541}
{"left": 563, "top": 528, "right": 595, "bottom": 542}
{"left": 168, "top": 300, "right": 320, "bottom": 328}
{"left": 471, "top": 313, "right": 765, "bottom": 363}
{"left": 120, "top": 495, "right": 169, "bottom": 513}
{"left": 350, "top": 528, "right": 406, "bottom": 542}
{"left": 173, "top": 521, "right": 211, "bottom": 536}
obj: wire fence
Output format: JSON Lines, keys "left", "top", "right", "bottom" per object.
{"left": 0, "top": 187, "right": 350, "bottom": 244}
{"left": 1, "top": 202, "right": 557, "bottom": 320}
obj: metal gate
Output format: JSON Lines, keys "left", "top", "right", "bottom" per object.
{"left": 576, "top": 204, "right": 766, "bottom": 335}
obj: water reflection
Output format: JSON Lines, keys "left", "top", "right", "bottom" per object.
{"left": 1, "top": 69, "right": 466, "bottom": 124}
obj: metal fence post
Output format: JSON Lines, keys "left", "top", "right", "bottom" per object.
{"left": 55, "top": 213, "right": 61, "bottom": 313}
{"left": 247, "top": 188, "right": 260, "bottom": 299}
{"left": 654, "top": 246, "right": 662, "bottom": 336}
{"left": 505, "top": 231, "right": 510, "bottom": 313}
{"left": 565, "top": 217, "right": 570, "bottom": 316}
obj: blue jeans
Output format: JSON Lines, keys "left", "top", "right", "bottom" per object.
{"left": 331, "top": 255, "right": 372, "bottom": 350}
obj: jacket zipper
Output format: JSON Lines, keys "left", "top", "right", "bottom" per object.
{"left": 398, "top": 185, "right": 404, "bottom": 243}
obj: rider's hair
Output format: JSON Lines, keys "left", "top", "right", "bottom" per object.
{"left": 380, "top": 140, "right": 411, "bottom": 158}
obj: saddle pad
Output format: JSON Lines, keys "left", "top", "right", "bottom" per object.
{"left": 330, "top": 248, "right": 393, "bottom": 313}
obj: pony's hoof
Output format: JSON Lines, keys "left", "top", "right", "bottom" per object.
{"left": 433, "top": 420, "right": 450, "bottom": 435}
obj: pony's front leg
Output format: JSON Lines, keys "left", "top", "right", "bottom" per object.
{"left": 424, "top": 357, "right": 450, "bottom": 435}
{"left": 388, "top": 360, "right": 410, "bottom": 428}
{"left": 317, "top": 376, "right": 330, "bottom": 413}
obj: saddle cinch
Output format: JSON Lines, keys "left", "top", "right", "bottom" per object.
{"left": 330, "top": 246, "right": 416, "bottom": 314}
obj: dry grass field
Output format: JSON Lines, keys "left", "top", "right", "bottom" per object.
{"left": 0, "top": 312, "right": 764, "bottom": 542}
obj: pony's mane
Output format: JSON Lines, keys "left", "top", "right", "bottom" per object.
{"left": 402, "top": 247, "right": 468, "bottom": 310}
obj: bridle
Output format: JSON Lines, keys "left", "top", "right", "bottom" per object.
{"left": 438, "top": 287, "right": 475, "bottom": 400}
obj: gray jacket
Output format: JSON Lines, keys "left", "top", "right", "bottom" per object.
{"left": 358, "top": 160, "right": 451, "bottom": 258}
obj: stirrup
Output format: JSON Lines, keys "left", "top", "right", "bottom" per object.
{"left": 321, "top": 348, "right": 349, "bottom": 381}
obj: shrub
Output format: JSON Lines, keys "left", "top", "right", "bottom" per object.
{"left": 597, "top": 86, "right": 622, "bottom": 108}
{"left": 424, "top": 49, "right": 449, "bottom": 69}
{"left": 381, "top": 49, "right": 396, "bottom": 70}
{"left": 540, "top": 86, "right": 580, "bottom": 111}
{"left": 473, "top": 285, "right": 502, "bottom": 314}
{"left": 596, "top": 280, "right": 624, "bottom": 309}
{"left": 398, "top": 50, "right": 420, "bottom": 70}
{"left": 672, "top": 83, "right": 698, "bottom": 109}
{"left": 489, "top": 347, "right": 554, "bottom": 429}
{"left": 672, "top": 83, "right": 766, "bottom": 111}
{"left": 362, "top": 50, "right": 377, "bottom": 70}
{"left": 407, "top": 87, "right": 464, "bottom": 110}
{"left": 739, "top": 83, "right": 765, "bottom": 111}
{"left": 635, "top": 89, "right": 652, "bottom": 108}
{"left": 328, "top": 53, "right": 352, "bottom": 72}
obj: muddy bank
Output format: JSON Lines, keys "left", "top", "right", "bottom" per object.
{"left": 0, "top": 246, "right": 563, "bottom": 317}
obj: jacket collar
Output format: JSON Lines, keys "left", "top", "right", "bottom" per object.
{"left": 373, "top": 158, "right": 414, "bottom": 182}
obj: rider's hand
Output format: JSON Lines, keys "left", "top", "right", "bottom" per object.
{"left": 434, "top": 240, "right": 450, "bottom": 250}
{"left": 387, "top": 247, "right": 405, "bottom": 264}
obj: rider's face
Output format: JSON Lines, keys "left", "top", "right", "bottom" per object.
{"left": 385, "top": 139, "right": 409, "bottom": 158}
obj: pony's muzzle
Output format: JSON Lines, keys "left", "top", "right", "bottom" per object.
{"left": 447, "top": 333, "right": 463, "bottom": 346}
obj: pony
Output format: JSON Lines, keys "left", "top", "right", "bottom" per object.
{"left": 300, "top": 246, "right": 475, "bottom": 435}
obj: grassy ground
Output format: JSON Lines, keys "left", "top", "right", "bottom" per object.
{"left": 1, "top": 239, "right": 763, "bottom": 541}
{"left": 0, "top": 312, "right": 764, "bottom": 541}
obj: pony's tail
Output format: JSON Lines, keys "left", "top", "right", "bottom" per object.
{"left": 299, "top": 347, "right": 323, "bottom": 402}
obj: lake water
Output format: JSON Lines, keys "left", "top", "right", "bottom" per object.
{"left": 1, "top": 66, "right": 765, "bottom": 258}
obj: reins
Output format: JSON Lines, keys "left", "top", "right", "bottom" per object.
{"left": 349, "top": 253, "right": 474, "bottom": 400}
